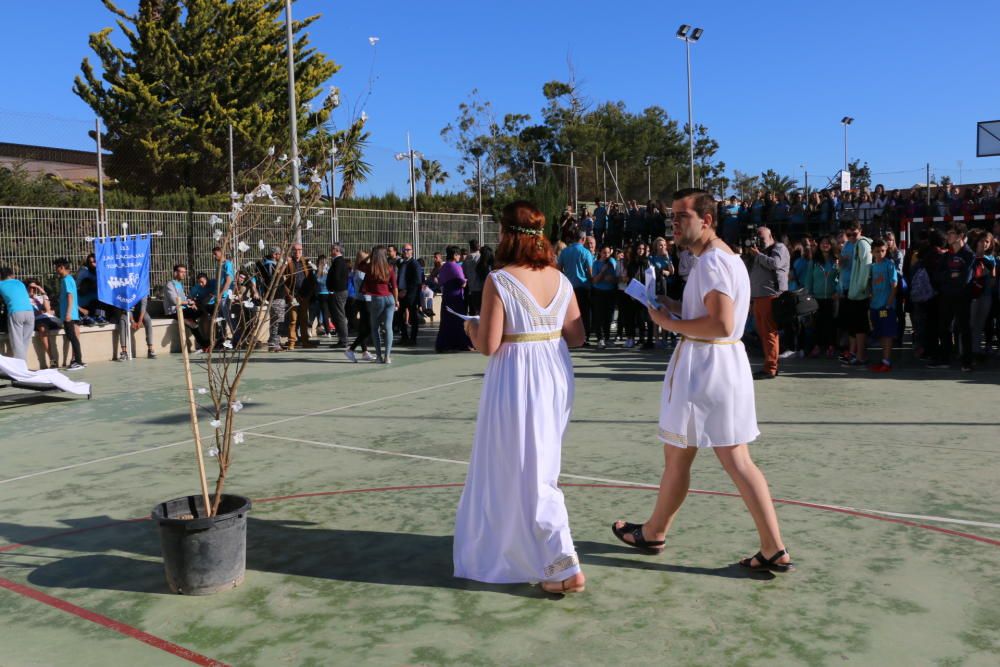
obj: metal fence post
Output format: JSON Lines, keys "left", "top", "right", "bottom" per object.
{"left": 413, "top": 211, "right": 420, "bottom": 260}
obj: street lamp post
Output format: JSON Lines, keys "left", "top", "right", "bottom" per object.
{"left": 840, "top": 116, "right": 854, "bottom": 185}
{"left": 283, "top": 0, "right": 302, "bottom": 243}
{"left": 395, "top": 137, "right": 423, "bottom": 257}
{"left": 677, "top": 25, "right": 703, "bottom": 188}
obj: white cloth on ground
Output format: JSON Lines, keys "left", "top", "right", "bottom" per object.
{"left": 0, "top": 355, "right": 91, "bottom": 396}
{"left": 658, "top": 248, "right": 759, "bottom": 448}
{"left": 453, "top": 269, "right": 580, "bottom": 584}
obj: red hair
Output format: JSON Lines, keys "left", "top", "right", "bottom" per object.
{"left": 494, "top": 201, "right": 555, "bottom": 270}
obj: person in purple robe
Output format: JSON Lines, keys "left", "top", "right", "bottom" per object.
{"left": 435, "top": 245, "right": 474, "bottom": 352}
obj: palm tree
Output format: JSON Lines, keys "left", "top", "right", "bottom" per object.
{"left": 759, "top": 169, "right": 798, "bottom": 195}
{"left": 416, "top": 158, "right": 449, "bottom": 196}
{"left": 335, "top": 118, "right": 372, "bottom": 200}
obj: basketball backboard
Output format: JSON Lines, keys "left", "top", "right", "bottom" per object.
{"left": 977, "top": 120, "right": 1000, "bottom": 157}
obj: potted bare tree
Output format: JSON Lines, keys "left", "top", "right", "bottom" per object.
{"left": 152, "top": 151, "right": 325, "bottom": 594}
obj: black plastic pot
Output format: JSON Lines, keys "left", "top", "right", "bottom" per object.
{"left": 152, "top": 493, "right": 251, "bottom": 595}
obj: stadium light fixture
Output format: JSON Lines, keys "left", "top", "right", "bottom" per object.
{"left": 676, "top": 25, "right": 704, "bottom": 187}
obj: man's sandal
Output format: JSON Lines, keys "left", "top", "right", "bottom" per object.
{"left": 739, "top": 548, "right": 796, "bottom": 573}
{"left": 611, "top": 521, "right": 665, "bottom": 554}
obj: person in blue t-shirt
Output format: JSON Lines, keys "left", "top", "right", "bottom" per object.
{"left": 557, "top": 230, "right": 594, "bottom": 343}
{"left": 590, "top": 245, "right": 618, "bottom": 348}
{"left": 53, "top": 258, "right": 85, "bottom": 369}
{"left": 212, "top": 247, "right": 235, "bottom": 342}
{"left": 868, "top": 239, "right": 898, "bottom": 372}
{"left": 0, "top": 267, "right": 36, "bottom": 362}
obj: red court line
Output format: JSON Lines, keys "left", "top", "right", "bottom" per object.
{"left": 0, "top": 577, "right": 229, "bottom": 667}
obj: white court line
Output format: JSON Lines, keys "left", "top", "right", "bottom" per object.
{"left": 250, "top": 432, "right": 1000, "bottom": 532}
{"left": 0, "top": 377, "right": 479, "bottom": 486}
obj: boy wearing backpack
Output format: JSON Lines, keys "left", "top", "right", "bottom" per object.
{"left": 868, "top": 240, "right": 898, "bottom": 373}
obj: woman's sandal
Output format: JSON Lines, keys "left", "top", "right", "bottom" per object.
{"left": 611, "top": 521, "right": 665, "bottom": 555}
{"left": 739, "top": 548, "right": 796, "bottom": 573}
{"left": 540, "top": 575, "right": 585, "bottom": 595}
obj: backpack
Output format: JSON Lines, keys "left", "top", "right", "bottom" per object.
{"left": 773, "top": 289, "right": 818, "bottom": 329}
{"left": 909, "top": 266, "right": 935, "bottom": 304}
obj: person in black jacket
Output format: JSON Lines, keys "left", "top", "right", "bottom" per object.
{"left": 326, "top": 242, "right": 350, "bottom": 347}
{"left": 931, "top": 223, "right": 976, "bottom": 371}
{"left": 396, "top": 243, "right": 424, "bottom": 345}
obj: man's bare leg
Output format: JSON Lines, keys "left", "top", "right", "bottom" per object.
{"left": 714, "top": 444, "right": 790, "bottom": 565}
{"left": 615, "top": 444, "right": 697, "bottom": 544}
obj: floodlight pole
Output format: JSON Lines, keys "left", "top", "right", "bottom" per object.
{"left": 228, "top": 123, "right": 235, "bottom": 199}
{"left": 685, "top": 37, "right": 695, "bottom": 187}
{"left": 477, "top": 153, "right": 484, "bottom": 245}
{"left": 330, "top": 139, "right": 338, "bottom": 244}
{"left": 284, "top": 0, "right": 302, "bottom": 243}
{"left": 95, "top": 118, "right": 106, "bottom": 235}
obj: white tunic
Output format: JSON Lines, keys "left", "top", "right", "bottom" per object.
{"left": 454, "top": 269, "right": 580, "bottom": 584}
{"left": 658, "top": 248, "right": 760, "bottom": 448}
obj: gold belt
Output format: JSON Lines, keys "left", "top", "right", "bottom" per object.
{"left": 668, "top": 336, "right": 741, "bottom": 400}
{"left": 680, "top": 336, "right": 741, "bottom": 345}
{"left": 501, "top": 330, "right": 563, "bottom": 343}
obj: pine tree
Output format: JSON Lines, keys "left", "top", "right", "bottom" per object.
{"left": 74, "top": 0, "right": 339, "bottom": 195}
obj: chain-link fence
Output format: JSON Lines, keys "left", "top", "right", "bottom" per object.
{"left": 0, "top": 205, "right": 498, "bottom": 294}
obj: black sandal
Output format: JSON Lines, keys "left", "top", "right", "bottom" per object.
{"left": 739, "top": 548, "right": 796, "bottom": 573}
{"left": 611, "top": 521, "right": 665, "bottom": 554}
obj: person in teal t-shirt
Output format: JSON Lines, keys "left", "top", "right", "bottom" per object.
{"left": 868, "top": 239, "right": 898, "bottom": 372}
{"left": 589, "top": 245, "right": 618, "bottom": 348}
{"left": 53, "top": 258, "right": 85, "bottom": 369}
{"left": 0, "top": 267, "right": 35, "bottom": 362}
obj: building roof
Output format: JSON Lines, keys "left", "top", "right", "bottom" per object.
{"left": 0, "top": 142, "right": 100, "bottom": 167}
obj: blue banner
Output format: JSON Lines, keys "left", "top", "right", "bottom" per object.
{"left": 94, "top": 235, "right": 151, "bottom": 309}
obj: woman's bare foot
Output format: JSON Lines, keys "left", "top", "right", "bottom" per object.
{"left": 540, "top": 571, "right": 586, "bottom": 594}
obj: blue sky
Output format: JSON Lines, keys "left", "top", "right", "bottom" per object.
{"left": 4, "top": 0, "right": 1000, "bottom": 195}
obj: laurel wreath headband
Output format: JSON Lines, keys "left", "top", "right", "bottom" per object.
{"left": 505, "top": 225, "right": 543, "bottom": 236}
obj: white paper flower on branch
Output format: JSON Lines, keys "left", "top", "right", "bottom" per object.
{"left": 233, "top": 432, "right": 245, "bottom": 444}
{"left": 197, "top": 387, "right": 207, "bottom": 395}
{"left": 208, "top": 447, "right": 219, "bottom": 458}
{"left": 210, "top": 419, "right": 221, "bottom": 429}
{"left": 279, "top": 153, "right": 288, "bottom": 162}
{"left": 368, "top": 36, "right": 380, "bottom": 46}
{"left": 213, "top": 229, "right": 223, "bottom": 241}
{"left": 306, "top": 220, "right": 314, "bottom": 230}
{"left": 360, "top": 111, "right": 368, "bottom": 123}
{"left": 258, "top": 239, "right": 265, "bottom": 251}
{"left": 237, "top": 241, "right": 250, "bottom": 253}
{"left": 268, "top": 146, "right": 275, "bottom": 156}
{"left": 230, "top": 400, "right": 244, "bottom": 413}
{"left": 209, "top": 215, "right": 223, "bottom": 226}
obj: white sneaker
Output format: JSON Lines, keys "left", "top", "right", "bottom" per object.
{"left": 779, "top": 350, "right": 796, "bottom": 359}
{"left": 362, "top": 351, "right": 375, "bottom": 362}
{"left": 597, "top": 339, "right": 606, "bottom": 349}
{"left": 344, "top": 349, "right": 357, "bottom": 363}
{"left": 625, "top": 338, "right": 635, "bottom": 349}
{"left": 384, "top": 355, "right": 392, "bottom": 365}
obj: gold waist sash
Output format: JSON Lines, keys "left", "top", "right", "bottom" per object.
{"left": 501, "top": 330, "right": 563, "bottom": 343}
{"left": 680, "top": 335, "right": 741, "bottom": 345}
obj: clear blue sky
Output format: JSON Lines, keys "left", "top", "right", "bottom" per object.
{"left": 4, "top": 0, "right": 1000, "bottom": 195}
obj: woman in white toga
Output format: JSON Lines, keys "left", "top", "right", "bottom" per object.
{"left": 612, "top": 189, "right": 795, "bottom": 573}
{"left": 454, "top": 200, "right": 587, "bottom": 594}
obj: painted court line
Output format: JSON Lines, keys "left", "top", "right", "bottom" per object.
{"left": 0, "top": 577, "right": 228, "bottom": 666}
{"left": 0, "top": 377, "right": 479, "bottom": 487}
{"left": 249, "top": 432, "right": 1000, "bottom": 533}
{"left": 1, "top": 481, "right": 998, "bottom": 665}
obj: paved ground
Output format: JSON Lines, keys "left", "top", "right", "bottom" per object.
{"left": 0, "top": 336, "right": 998, "bottom": 666}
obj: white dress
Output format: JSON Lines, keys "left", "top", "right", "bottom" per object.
{"left": 658, "top": 248, "right": 760, "bottom": 448}
{"left": 454, "top": 269, "right": 580, "bottom": 584}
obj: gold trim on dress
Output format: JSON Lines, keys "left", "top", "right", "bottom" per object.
{"left": 501, "top": 330, "right": 563, "bottom": 343}
{"left": 543, "top": 554, "right": 580, "bottom": 578}
{"left": 657, "top": 427, "right": 689, "bottom": 445}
